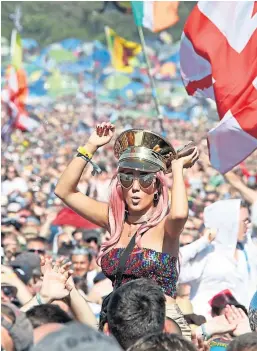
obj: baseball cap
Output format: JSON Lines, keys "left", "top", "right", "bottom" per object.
{"left": 10, "top": 252, "right": 41, "bottom": 284}
{"left": 82, "top": 230, "right": 100, "bottom": 243}
{"left": 1, "top": 302, "right": 34, "bottom": 351}
{"left": 30, "top": 322, "right": 122, "bottom": 351}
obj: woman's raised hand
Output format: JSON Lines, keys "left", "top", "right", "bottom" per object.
{"left": 173, "top": 146, "right": 199, "bottom": 169}
{"left": 87, "top": 122, "right": 115, "bottom": 149}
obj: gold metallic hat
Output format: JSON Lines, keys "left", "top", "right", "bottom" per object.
{"left": 114, "top": 129, "right": 176, "bottom": 174}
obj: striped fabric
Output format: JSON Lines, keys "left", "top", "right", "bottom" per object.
{"left": 180, "top": 2, "right": 257, "bottom": 173}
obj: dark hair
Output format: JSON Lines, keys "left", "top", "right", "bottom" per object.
{"left": 211, "top": 293, "right": 248, "bottom": 317}
{"left": 107, "top": 278, "right": 166, "bottom": 350}
{"left": 227, "top": 333, "right": 257, "bottom": 351}
{"left": 27, "top": 237, "right": 48, "bottom": 245}
{"left": 72, "top": 228, "right": 85, "bottom": 236}
{"left": 71, "top": 248, "right": 93, "bottom": 262}
{"left": 26, "top": 304, "right": 73, "bottom": 328}
{"left": 127, "top": 332, "right": 197, "bottom": 351}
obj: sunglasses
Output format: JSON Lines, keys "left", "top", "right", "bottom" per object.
{"left": 1, "top": 286, "right": 17, "bottom": 297}
{"left": 118, "top": 172, "right": 156, "bottom": 189}
{"left": 28, "top": 249, "right": 45, "bottom": 255}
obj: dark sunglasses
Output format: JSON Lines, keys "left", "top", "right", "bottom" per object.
{"left": 118, "top": 172, "right": 156, "bottom": 189}
{"left": 1, "top": 286, "right": 17, "bottom": 297}
{"left": 28, "top": 249, "right": 45, "bottom": 255}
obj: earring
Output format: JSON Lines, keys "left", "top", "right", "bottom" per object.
{"left": 153, "top": 192, "right": 159, "bottom": 206}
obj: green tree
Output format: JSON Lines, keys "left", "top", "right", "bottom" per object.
{"left": 1, "top": 1, "right": 196, "bottom": 47}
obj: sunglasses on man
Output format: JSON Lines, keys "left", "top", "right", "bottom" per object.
{"left": 28, "top": 249, "right": 45, "bottom": 255}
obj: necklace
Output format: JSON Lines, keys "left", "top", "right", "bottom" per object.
{"left": 126, "top": 213, "right": 150, "bottom": 237}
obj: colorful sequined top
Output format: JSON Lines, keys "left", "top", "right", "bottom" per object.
{"left": 101, "top": 247, "right": 178, "bottom": 298}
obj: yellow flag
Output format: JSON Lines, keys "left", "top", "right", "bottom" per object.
{"left": 11, "top": 30, "right": 22, "bottom": 69}
{"left": 105, "top": 26, "right": 142, "bottom": 73}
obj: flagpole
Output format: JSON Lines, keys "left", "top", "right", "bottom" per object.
{"left": 137, "top": 25, "right": 164, "bottom": 134}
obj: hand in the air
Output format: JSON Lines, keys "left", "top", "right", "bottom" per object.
{"left": 203, "top": 228, "right": 217, "bottom": 243}
{"left": 88, "top": 122, "right": 115, "bottom": 149}
{"left": 172, "top": 146, "right": 199, "bottom": 169}
{"left": 225, "top": 305, "right": 251, "bottom": 336}
{"left": 40, "top": 257, "right": 73, "bottom": 302}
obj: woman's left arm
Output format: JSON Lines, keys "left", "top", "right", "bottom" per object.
{"left": 164, "top": 147, "right": 199, "bottom": 237}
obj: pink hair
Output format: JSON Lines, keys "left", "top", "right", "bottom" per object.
{"left": 97, "top": 171, "right": 169, "bottom": 265}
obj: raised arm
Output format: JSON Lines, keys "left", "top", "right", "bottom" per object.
{"left": 54, "top": 123, "right": 115, "bottom": 230}
{"left": 180, "top": 228, "right": 216, "bottom": 266}
{"left": 224, "top": 171, "right": 257, "bottom": 205}
{"left": 164, "top": 147, "right": 199, "bottom": 237}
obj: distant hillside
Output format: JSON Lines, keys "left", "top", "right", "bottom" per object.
{"left": 1, "top": 1, "right": 196, "bottom": 47}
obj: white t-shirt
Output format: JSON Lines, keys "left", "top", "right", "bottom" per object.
{"left": 2, "top": 177, "right": 28, "bottom": 196}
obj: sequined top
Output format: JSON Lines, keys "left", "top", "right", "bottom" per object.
{"left": 101, "top": 247, "right": 178, "bottom": 298}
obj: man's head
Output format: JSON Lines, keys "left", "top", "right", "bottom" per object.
{"left": 106, "top": 278, "right": 166, "bottom": 349}
{"left": 1, "top": 303, "right": 34, "bottom": 351}
{"left": 27, "top": 237, "right": 48, "bottom": 257}
{"left": 210, "top": 290, "right": 247, "bottom": 317}
{"left": 2, "top": 233, "right": 20, "bottom": 261}
{"left": 227, "top": 333, "right": 257, "bottom": 351}
{"left": 127, "top": 332, "right": 196, "bottom": 351}
{"left": 31, "top": 322, "right": 122, "bottom": 351}
{"left": 71, "top": 248, "right": 92, "bottom": 277}
{"left": 26, "top": 304, "right": 73, "bottom": 329}
{"left": 6, "top": 166, "right": 18, "bottom": 180}
{"left": 82, "top": 230, "right": 100, "bottom": 253}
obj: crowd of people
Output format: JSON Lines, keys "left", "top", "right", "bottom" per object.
{"left": 1, "top": 97, "right": 257, "bottom": 351}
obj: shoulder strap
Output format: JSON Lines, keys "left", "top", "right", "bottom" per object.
{"left": 115, "top": 231, "right": 145, "bottom": 288}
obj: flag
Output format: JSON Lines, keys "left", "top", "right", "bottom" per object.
{"left": 131, "top": 1, "right": 179, "bottom": 32}
{"left": 11, "top": 30, "right": 22, "bottom": 69}
{"left": 1, "top": 29, "right": 38, "bottom": 139}
{"left": 180, "top": 2, "right": 257, "bottom": 173}
{"left": 105, "top": 26, "right": 142, "bottom": 73}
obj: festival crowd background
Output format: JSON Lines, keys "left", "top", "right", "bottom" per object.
{"left": 1, "top": 2, "right": 257, "bottom": 351}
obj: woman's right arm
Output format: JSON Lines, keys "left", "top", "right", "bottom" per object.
{"left": 55, "top": 123, "right": 115, "bottom": 230}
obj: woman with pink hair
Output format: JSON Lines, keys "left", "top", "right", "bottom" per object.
{"left": 55, "top": 122, "right": 199, "bottom": 339}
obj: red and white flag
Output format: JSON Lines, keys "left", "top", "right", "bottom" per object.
{"left": 2, "top": 30, "right": 40, "bottom": 137}
{"left": 180, "top": 2, "right": 257, "bottom": 173}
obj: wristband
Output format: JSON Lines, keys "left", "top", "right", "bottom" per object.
{"left": 36, "top": 293, "right": 45, "bottom": 305}
{"left": 201, "top": 323, "right": 211, "bottom": 341}
{"left": 77, "top": 146, "right": 93, "bottom": 159}
{"left": 76, "top": 153, "right": 102, "bottom": 176}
